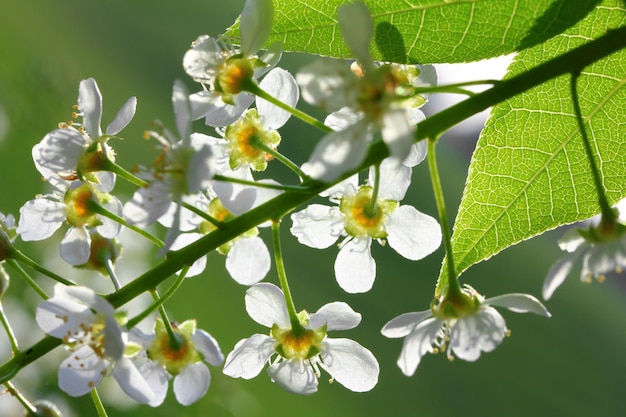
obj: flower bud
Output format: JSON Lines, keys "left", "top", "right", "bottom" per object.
{"left": 28, "top": 400, "right": 63, "bottom": 417}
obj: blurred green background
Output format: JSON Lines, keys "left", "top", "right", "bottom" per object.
{"left": 1, "top": 1, "right": 625, "bottom": 416}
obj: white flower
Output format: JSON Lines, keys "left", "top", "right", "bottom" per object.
{"left": 123, "top": 80, "right": 216, "bottom": 252}
{"left": 35, "top": 284, "right": 153, "bottom": 403}
{"left": 295, "top": 1, "right": 436, "bottom": 181}
{"left": 32, "top": 78, "right": 136, "bottom": 191}
{"left": 17, "top": 180, "right": 123, "bottom": 265}
{"left": 183, "top": 0, "right": 281, "bottom": 127}
{"left": 543, "top": 199, "right": 626, "bottom": 300}
{"left": 132, "top": 318, "right": 223, "bottom": 406}
{"left": 223, "top": 283, "right": 379, "bottom": 394}
{"left": 381, "top": 287, "right": 550, "bottom": 377}
{"left": 166, "top": 169, "right": 279, "bottom": 284}
{"left": 290, "top": 168, "right": 441, "bottom": 293}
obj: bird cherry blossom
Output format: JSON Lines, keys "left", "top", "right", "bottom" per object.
{"left": 296, "top": 0, "right": 436, "bottom": 181}
{"left": 543, "top": 198, "right": 626, "bottom": 300}
{"left": 32, "top": 78, "right": 136, "bottom": 191}
{"left": 183, "top": 0, "right": 281, "bottom": 127}
{"left": 17, "top": 180, "right": 123, "bottom": 265}
{"left": 35, "top": 284, "right": 153, "bottom": 403}
{"left": 132, "top": 318, "right": 223, "bottom": 406}
{"left": 381, "top": 285, "right": 550, "bottom": 377}
{"left": 123, "top": 80, "right": 216, "bottom": 252}
{"left": 223, "top": 283, "right": 379, "bottom": 394}
{"left": 290, "top": 165, "right": 441, "bottom": 293}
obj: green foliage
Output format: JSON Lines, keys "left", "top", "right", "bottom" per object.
{"left": 225, "top": 0, "right": 600, "bottom": 63}
{"left": 443, "top": 1, "right": 626, "bottom": 285}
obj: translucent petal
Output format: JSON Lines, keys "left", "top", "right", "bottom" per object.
{"left": 386, "top": 206, "right": 442, "bottom": 261}
{"left": 172, "top": 80, "right": 191, "bottom": 142}
{"left": 33, "top": 128, "right": 85, "bottom": 179}
{"left": 60, "top": 226, "right": 91, "bottom": 266}
{"left": 240, "top": 0, "right": 274, "bottom": 56}
{"left": 335, "top": 238, "right": 376, "bottom": 293}
{"left": 296, "top": 59, "right": 358, "bottom": 110}
{"left": 223, "top": 334, "right": 275, "bottom": 379}
{"left": 381, "top": 109, "right": 414, "bottom": 164}
{"left": 449, "top": 306, "right": 506, "bottom": 361}
{"left": 319, "top": 338, "right": 379, "bottom": 392}
{"left": 62, "top": 285, "right": 115, "bottom": 316}
{"left": 245, "top": 283, "right": 289, "bottom": 328}
{"left": 123, "top": 182, "right": 173, "bottom": 227}
{"left": 139, "top": 361, "right": 170, "bottom": 407}
{"left": 97, "top": 197, "right": 123, "bottom": 238}
{"left": 173, "top": 362, "right": 210, "bottom": 406}
{"left": 258, "top": 68, "right": 298, "bottom": 130}
{"left": 397, "top": 317, "right": 441, "bottom": 376}
{"left": 192, "top": 329, "right": 224, "bottom": 366}
{"left": 17, "top": 198, "right": 65, "bottom": 241}
{"left": 226, "top": 236, "right": 271, "bottom": 285}
{"left": 369, "top": 158, "right": 412, "bottom": 201}
{"left": 485, "top": 293, "right": 551, "bottom": 317}
{"left": 188, "top": 145, "right": 215, "bottom": 193}
{"left": 183, "top": 35, "right": 223, "bottom": 80}
{"left": 542, "top": 249, "right": 582, "bottom": 300}
{"left": 36, "top": 294, "right": 91, "bottom": 338}
{"left": 112, "top": 357, "right": 155, "bottom": 404}
{"left": 78, "top": 78, "right": 103, "bottom": 138}
{"left": 381, "top": 310, "right": 433, "bottom": 338}
{"left": 290, "top": 204, "right": 344, "bottom": 249}
{"left": 267, "top": 359, "right": 318, "bottom": 395}
{"left": 105, "top": 96, "right": 137, "bottom": 135}
{"left": 337, "top": 1, "right": 374, "bottom": 70}
{"left": 58, "top": 345, "right": 106, "bottom": 396}
{"left": 310, "top": 302, "right": 361, "bottom": 331}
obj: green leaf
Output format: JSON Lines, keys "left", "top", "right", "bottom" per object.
{"left": 225, "top": 0, "right": 600, "bottom": 63}
{"left": 440, "top": 1, "right": 626, "bottom": 291}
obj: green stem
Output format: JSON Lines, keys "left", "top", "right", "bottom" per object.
{"left": 271, "top": 220, "right": 303, "bottom": 332}
{"left": 2, "top": 26, "right": 625, "bottom": 382}
{"left": 570, "top": 71, "right": 616, "bottom": 222}
{"left": 126, "top": 266, "right": 188, "bottom": 330}
{"left": 151, "top": 280, "right": 188, "bottom": 350}
{"left": 213, "top": 174, "right": 311, "bottom": 193}
{"left": 3, "top": 381, "right": 36, "bottom": 415}
{"left": 181, "top": 201, "right": 221, "bottom": 228}
{"left": 9, "top": 250, "right": 74, "bottom": 287}
{"left": 91, "top": 388, "right": 108, "bottom": 417}
{"left": 428, "top": 139, "right": 461, "bottom": 298}
{"left": 5, "top": 259, "right": 48, "bottom": 300}
{"left": 366, "top": 164, "right": 381, "bottom": 216}
{"left": 88, "top": 201, "right": 164, "bottom": 248}
{"left": 250, "top": 138, "right": 309, "bottom": 180}
{"left": 245, "top": 83, "right": 333, "bottom": 134}
{"left": 412, "top": 79, "right": 501, "bottom": 96}
{"left": 101, "top": 159, "right": 148, "bottom": 188}
{"left": 0, "top": 303, "right": 19, "bottom": 354}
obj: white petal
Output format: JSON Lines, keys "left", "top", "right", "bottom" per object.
{"left": 386, "top": 206, "right": 442, "bottom": 261}
{"left": 139, "top": 361, "right": 170, "bottom": 407}
{"left": 335, "top": 238, "right": 376, "bottom": 293}
{"left": 17, "top": 198, "right": 65, "bottom": 241}
{"left": 290, "top": 204, "right": 344, "bottom": 249}
{"left": 204, "top": 93, "right": 255, "bottom": 127}
{"left": 304, "top": 121, "right": 370, "bottom": 182}
{"left": 112, "top": 357, "right": 155, "bottom": 404}
{"left": 63, "top": 285, "right": 115, "bottom": 316}
{"left": 105, "top": 96, "right": 137, "bottom": 135}
{"left": 324, "top": 107, "right": 362, "bottom": 131}
{"left": 173, "top": 362, "right": 210, "bottom": 406}
{"left": 557, "top": 227, "right": 587, "bottom": 252}
{"left": 449, "top": 307, "right": 506, "bottom": 361}
{"left": 60, "top": 227, "right": 91, "bottom": 265}
{"left": 170, "top": 233, "right": 207, "bottom": 277}
{"left": 542, "top": 249, "right": 582, "bottom": 300}
{"left": 369, "top": 158, "right": 412, "bottom": 201}
{"left": 226, "top": 236, "right": 271, "bottom": 285}
{"left": 380, "top": 310, "right": 433, "bottom": 338}
{"left": 33, "top": 128, "right": 85, "bottom": 178}
{"left": 58, "top": 347, "right": 106, "bottom": 396}
{"left": 245, "top": 283, "right": 290, "bottom": 328}
{"left": 213, "top": 167, "right": 257, "bottom": 215}
{"left": 78, "top": 78, "right": 103, "bottom": 138}
{"left": 337, "top": 0, "right": 374, "bottom": 70}
{"left": 296, "top": 59, "right": 358, "bottom": 110}
{"left": 123, "top": 182, "right": 173, "bottom": 227}
{"left": 397, "top": 317, "right": 441, "bottom": 377}
{"left": 223, "top": 334, "right": 275, "bottom": 379}
{"left": 309, "top": 302, "right": 361, "bottom": 331}
{"left": 319, "top": 338, "right": 379, "bottom": 392}
{"left": 104, "top": 315, "right": 125, "bottom": 360}
{"left": 97, "top": 197, "right": 123, "bottom": 238}
{"left": 319, "top": 174, "right": 359, "bottom": 199}
{"left": 192, "top": 329, "right": 224, "bottom": 366}
{"left": 258, "top": 68, "right": 298, "bottom": 129}
{"left": 36, "top": 295, "right": 91, "bottom": 338}
{"left": 267, "top": 359, "right": 318, "bottom": 395}
{"left": 485, "top": 293, "right": 551, "bottom": 317}
{"left": 172, "top": 80, "right": 192, "bottom": 142}
{"left": 414, "top": 64, "right": 438, "bottom": 92}
{"left": 403, "top": 140, "right": 427, "bottom": 168}
{"left": 240, "top": 0, "right": 273, "bottom": 56}
{"left": 381, "top": 109, "right": 415, "bottom": 163}
{"left": 188, "top": 145, "right": 215, "bottom": 193}
{"left": 183, "top": 35, "right": 223, "bottom": 80}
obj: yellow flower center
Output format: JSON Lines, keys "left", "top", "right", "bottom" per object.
{"left": 340, "top": 185, "right": 397, "bottom": 239}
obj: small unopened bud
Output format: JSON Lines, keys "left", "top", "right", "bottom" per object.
{"left": 28, "top": 400, "right": 63, "bottom": 417}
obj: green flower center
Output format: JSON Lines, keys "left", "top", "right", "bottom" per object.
{"left": 340, "top": 185, "right": 398, "bottom": 239}
{"left": 64, "top": 183, "right": 100, "bottom": 228}
{"left": 225, "top": 109, "right": 281, "bottom": 171}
